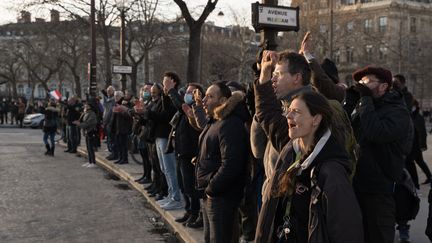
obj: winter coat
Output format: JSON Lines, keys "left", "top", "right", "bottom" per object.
{"left": 253, "top": 79, "right": 360, "bottom": 243}
{"left": 102, "top": 95, "right": 116, "bottom": 128}
{"left": 412, "top": 107, "right": 427, "bottom": 150}
{"left": 42, "top": 106, "right": 59, "bottom": 133}
{"left": 65, "top": 102, "right": 82, "bottom": 125}
{"left": 195, "top": 92, "right": 249, "bottom": 201}
{"left": 251, "top": 80, "right": 312, "bottom": 203}
{"left": 113, "top": 105, "right": 132, "bottom": 135}
{"left": 145, "top": 95, "right": 176, "bottom": 139}
{"left": 308, "top": 58, "right": 345, "bottom": 103}
{"left": 78, "top": 109, "right": 98, "bottom": 135}
{"left": 167, "top": 89, "right": 200, "bottom": 158}
{"left": 349, "top": 90, "right": 413, "bottom": 194}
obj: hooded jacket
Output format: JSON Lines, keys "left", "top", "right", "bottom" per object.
{"left": 195, "top": 92, "right": 249, "bottom": 201}
{"left": 350, "top": 90, "right": 413, "bottom": 194}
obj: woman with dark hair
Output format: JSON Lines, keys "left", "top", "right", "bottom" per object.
{"left": 73, "top": 102, "right": 98, "bottom": 168}
{"left": 258, "top": 91, "right": 363, "bottom": 243}
{"left": 42, "top": 100, "right": 59, "bottom": 156}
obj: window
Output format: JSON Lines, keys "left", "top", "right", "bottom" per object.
{"left": 179, "top": 24, "right": 184, "bottom": 32}
{"left": 365, "top": 45, "right": 373, "bottom": 61}
{"left": 334, "top": 49, "right": 340, "bottom": 63}
{"left": 347, "top": 21, "right": 354, "bottom": 32}
{"left": 320, "top": 24, "right": 327, "bottom": 33}
{"left": 379, "top": 16, "right": 387, "bottom": 32}
{"left": 37, "top": 85, "right": 45, "bottom": 98}
{"left": 341, "top": 0, "right": 355, "bottom": 5}
{"left": 18, "top": 85, "right": 24, "bottom": 95}
{"left": 364, "top": 19, "right": 372, "bottom": 32}
{"left": 346, "top": 47, "right": 354, "bottom": 63}
{"left": 379, "top": 46, "right": 387, "bottom": 60}
{"left": 410, "top": 17, "right": 416, "bottom": 33}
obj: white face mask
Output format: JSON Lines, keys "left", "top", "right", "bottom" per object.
{"left": 412, "top": 106, "right": 417, "bottom": 112}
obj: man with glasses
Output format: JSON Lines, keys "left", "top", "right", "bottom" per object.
{"left": 344, "top": 66, "right": 413, "bottom": 243}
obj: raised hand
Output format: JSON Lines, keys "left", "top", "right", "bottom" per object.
{"left": 259, "top": 50, "right": 279, "bottom": 84}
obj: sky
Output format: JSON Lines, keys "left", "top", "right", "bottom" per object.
{"left": 0, "top": 0, "right": 291, "bottom": 27}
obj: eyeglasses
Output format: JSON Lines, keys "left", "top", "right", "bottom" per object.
{"left": 359, "top": 77, "right": 380, "bottom": 85}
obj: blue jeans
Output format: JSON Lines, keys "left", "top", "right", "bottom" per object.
{"left": 155, "top": 137, "right": 180, "bottom": 201}
{"left": 43, "top": 131, "right": 56, "bottom": 148}
{"left": 66, "top": 125, "right": 79, "bottom": 151}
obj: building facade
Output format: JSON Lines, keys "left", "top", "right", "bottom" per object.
{"left": 287, "top": 0, "right": 432, "bottom": 107}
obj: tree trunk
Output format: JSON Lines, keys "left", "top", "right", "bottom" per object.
{"left": 103, "top": 35, "right": 112, "bottom": 87}
{"left": 11, "top": 80, "right": 17, "bottom": 99}
{"left": 74, "top": 75, "right": 81, "bottom": 98}
{"left": 130, "top": 65, "right": 137, "bottom": 95}
{"left": 144, "top": 50, "right": 150, "bottom": 84}
{"left": 187, "top": 28, "right": 201, "bottom": 83}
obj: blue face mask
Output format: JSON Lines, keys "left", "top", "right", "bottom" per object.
{"left": 142, "top": 91, "right": 151, "bottom": 101}
{"left": 184, "top": 93, "right": 194, "bottom": 105}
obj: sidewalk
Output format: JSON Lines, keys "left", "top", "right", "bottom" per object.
{"left": 63, "top": 133, "right": 432, "bottom": 243}
{"left": 64, "top": 142, "right": 205, "bottom": 243}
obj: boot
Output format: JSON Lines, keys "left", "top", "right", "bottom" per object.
{"left": 49, "top": 146, "right": 55, "bottom": 156}
{"left": 186, "top": 212, "right": 203, "bottom": 228}
{"left": 45, "top": 144, "right": 50, "bottom": 155}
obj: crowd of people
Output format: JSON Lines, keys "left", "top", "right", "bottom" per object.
{"left": 3, "top": 32, "right": 432, "bottom": 243}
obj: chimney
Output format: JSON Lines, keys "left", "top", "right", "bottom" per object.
{"left": 50, "top": 9, "right": 60, "bottom": 23}
{"left": 18, "top": 11, "right": 31, "bottom": 23}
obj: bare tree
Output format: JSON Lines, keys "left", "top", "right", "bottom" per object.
{"left": 173, "top": 0, "right": 218, "bottom": 83}
{"left": 125, "top": 0, "right": 166, "bottom": 94}
{"left": 0, "top": 46, "right": 24, "bottom": 99}
{"left": 51, "top": 20, "right": 90, "bottom": 97}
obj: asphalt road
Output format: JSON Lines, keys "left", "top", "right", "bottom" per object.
{"left": 0, "top": 126, "right": 175, "bottom": 243}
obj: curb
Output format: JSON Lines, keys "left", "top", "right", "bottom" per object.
{"left": 62, "top": 143, "right": 204, "bottom": 243}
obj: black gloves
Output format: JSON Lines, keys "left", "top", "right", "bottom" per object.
{"left": 251, "top": 62, "right": 261, "bottom": 78}
{"left": 354, "top": 83, "right": 373, "bottom": 97}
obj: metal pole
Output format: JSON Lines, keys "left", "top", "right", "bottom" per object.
{"left": 261, "top": 0, "right": 278, "bottom": 51}
{"left": 120, "top": 10, "right": 126, "bottom": 92}
{"left": 90, "top": 0, "right": 97, "bottom": 97}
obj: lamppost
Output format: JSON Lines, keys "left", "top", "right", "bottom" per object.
{"left": 115, "top": 0, "right": 128, "bottom": 92}
{"left": 89, "top": 0, "right": 97, "bottom": 98}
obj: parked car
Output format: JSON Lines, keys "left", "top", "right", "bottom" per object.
{"left": 23, "top": 113, "right": 45, "bottom": 128}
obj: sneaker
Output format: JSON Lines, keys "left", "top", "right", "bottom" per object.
{"left": 87, "top": 163, "right": 97, "bottom": 168}
{"left": 161, "top": 199, "right": 183, "bottom": 210}
{"left": 82, "top": 162, "right": 90, "bottom": 167}
{"left": 398, "top": 224, "right": 410, "bottom": 242}
{"left": 156, "top": 197, "right": 171, "bottom": 205}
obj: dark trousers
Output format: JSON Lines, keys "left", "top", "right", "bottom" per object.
{"left": 43, "top": 131, "right": 56, "bottom": 149}
{"left": 86, "top": 135, "right": 96, "bottom": 164}
{"left": 148, "top": 142, "right": 167, "bottom": 195}
{"left": 203, "top": 197, "right": 240, "bottom": 243}
{"left": 0, "top": 112, "right": 6, "bottom": 124}
{"left": 66, "top": 124, "right": 79, "bottom": 151}
{"left": 406, "top": 146, "right": 432, "bottom": 188}
{"left": 117, "top": 133, "right": 128, "bottom": 162}
{"left": 17, "top": 113, "right": 24, "bottom": 128}
{"left": 356, "top": 192, "right": 395, "bottom": 243}
{"left": 239, "top": 181, "right": 258, "bottom": 241}
{"left": 139, "top": 145, "right": 152, "bottom": 179}
{"left": 177, "top": 156, "right": 200, "bottom": 215}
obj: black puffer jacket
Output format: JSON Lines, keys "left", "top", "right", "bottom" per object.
{"left": 167, "top": 89, "right": 200, "bottom": 158}
{"left": 196, "top": 93, "right": 249, "bottom": 201}
{"left": 351, "top": 90, "right": 413, "bottom": 194}
{"left": 145, "top": 95, "right": 176, "bottom": 139}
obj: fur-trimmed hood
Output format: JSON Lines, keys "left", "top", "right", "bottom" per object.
{"left": 214, "top": 91, "right": 250, "bottom": 121}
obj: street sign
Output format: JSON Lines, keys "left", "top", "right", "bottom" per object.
{"left": 252, "top": 2, "right": 299, "bottom": 33}
{"left": 112, "top": 65, "right": 132, "bottom": 74}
